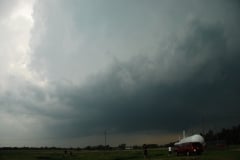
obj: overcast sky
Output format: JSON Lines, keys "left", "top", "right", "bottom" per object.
{"left": 0, "top": 0, "right": 240, "bottom": 147}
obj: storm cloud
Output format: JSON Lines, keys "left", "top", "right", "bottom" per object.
{"left": 0, "top": 0, "right": 240, "bottom": 147}
{"left": 46, "top": 20, "right": 240, "bottom": 137}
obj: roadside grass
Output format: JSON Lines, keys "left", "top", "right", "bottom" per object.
{"left": 0, "top": 146, "right": 240, "bottom": 160}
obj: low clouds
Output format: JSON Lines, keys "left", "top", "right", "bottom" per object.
{"left": 0, "top": 0, "right": 240, "bottom": 146}
{"left": 46, "top": 20, "right": 240, "bottom": 139}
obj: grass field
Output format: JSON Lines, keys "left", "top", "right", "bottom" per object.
{"left": 0, "top": 146, "right": 240, "bottom": 160}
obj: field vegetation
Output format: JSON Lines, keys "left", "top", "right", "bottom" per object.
{"left": 0, "top": 146, "right": 240, "bottom": 160}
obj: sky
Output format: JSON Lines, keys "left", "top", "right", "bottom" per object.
{"left": 0, "top": 0, "right": 240, "bottom": 147}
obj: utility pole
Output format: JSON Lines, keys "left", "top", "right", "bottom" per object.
{"left": 201, "top": 116, "right": 205, "bottom": 135}
{"left": 183, "top": 130, "right": 186, "bottom": 139}
{"left": 104, "top": 130, "right": 107, "bottom": 148}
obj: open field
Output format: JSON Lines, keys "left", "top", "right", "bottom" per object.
{"left": 0, "top": 146, "right": 240, "bottom": 160}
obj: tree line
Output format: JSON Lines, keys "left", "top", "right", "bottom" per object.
{"left": 203, "top": 124, "right": 240, "bottom": 145}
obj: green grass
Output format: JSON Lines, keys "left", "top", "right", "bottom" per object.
{"left": 0, "top": 147, "right": 240, "bottom": 160}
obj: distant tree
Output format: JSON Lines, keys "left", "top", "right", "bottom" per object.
{"left": 147, "top": 144, "right": 159, "bottom": 149}
{"left": 118, "top": 144, "right": 126, "bottom": 150}
{"left": 133, "top": 145, "right": 141, "bottom": 149}
{"left": 205, "top": 130, "right": 215, "bottom": 141}
{"left": 203, "top": 124, "right": 240, "bottom": 145}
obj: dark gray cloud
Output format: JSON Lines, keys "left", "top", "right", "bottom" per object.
{"left": 43, "top": 20, "right": 240, "bottom": 139}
